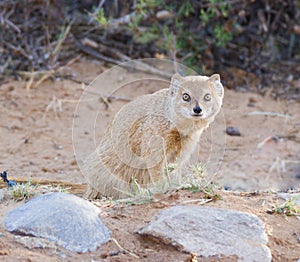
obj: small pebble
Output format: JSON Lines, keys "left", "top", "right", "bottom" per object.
{"left": 247, "top": 97, "right": 257, "bottom": 107}
{"left": 226, "top": 127, "right": 241, "bottom": 136}
{"left": 156, "top": 10, "right": 173, "bottom": 20}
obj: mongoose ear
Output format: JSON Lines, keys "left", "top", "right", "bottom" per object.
{"left": 209, "top": 74, "right": 223, "bottom": 98}
{"left": 169, "top": 73, "right": 183, "bottom": 96}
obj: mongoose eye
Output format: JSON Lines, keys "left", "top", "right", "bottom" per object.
{"left": 204, "top": 94, "right": 211, "bottom": 101}
{"left": 182, "top": 93, "right": 191, "bottom": 102}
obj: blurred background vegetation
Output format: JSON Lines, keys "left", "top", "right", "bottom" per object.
{"left": 0, "top": 0, "right": 299, "bottom": 99}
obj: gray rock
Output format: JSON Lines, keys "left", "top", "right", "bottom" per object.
{"left": 14, "top": 235, "right": 57, "bottom": 250}
{"left": 4, "top": 192, "right": 110, "bottom": 252}
{"left": 137, "top": 206, "right": 271, "bottom": 262}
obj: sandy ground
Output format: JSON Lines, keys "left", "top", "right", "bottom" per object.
{"left": 0, "top": 59, "right": 299, "bottom": 261}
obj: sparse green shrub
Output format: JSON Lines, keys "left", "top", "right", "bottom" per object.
{"left": 92, "top": 0, "right": 234, "bottom": 72}
{"left": 95, "top": 8, "right": 109, "bottom": 28}
{"left": 275, "top": 195, "right": 300, "bottom": 216}
{"left": 179, "top": 162, "right": 221, "bottom": 199}
{"left": 8, "top": 180, "right": 69, "bottom": 201}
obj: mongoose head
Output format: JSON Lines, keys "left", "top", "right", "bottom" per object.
{"left": 169, "top": 74, "right": 224, "bottom": 122}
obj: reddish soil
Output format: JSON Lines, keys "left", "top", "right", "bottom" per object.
{"left": 0, "top": 60, "right": 299, "bottom": 261}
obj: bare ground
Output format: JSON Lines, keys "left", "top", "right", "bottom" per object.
{"left": 0, "top": 60, "right": 299, "bottom": 261}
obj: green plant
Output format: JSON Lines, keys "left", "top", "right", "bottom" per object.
{"left": 116, "top": 168, "right": 175, "bottom": 205}
{"left": 165, "top": 163, "right": 177, "bottom": 175}
{"left": 214, "top": 24, "right": 232, "bottom": 47}
{"left": 275, "top": 195, "right": 300, "bottom": 216}
{"left": 8, "top": 180, "right": 69, "bottom": 201}
{"left": 192, "top": 162, "right": 206, "bottom": 176}
{"left": 129, "top": 13, "right": 144, "bottom": 31}
{"left": 180, "top": 163, "right": 221, "bottom": 199}
{"left": 133, "top": 24, "right": 159, "bottom": 44}
{"left": 202, "top": 183, "right": 222, "bottom": 200}
{"left": 199, "top": 0, "right": 233, "bottom": 47}
{"left": 91, "top": 1, "right": 234, "bottom": 73}
{"left": 114, "top": 176, "right": 154, "bottom": 205}
{"left": 9, "top": 182, "right": 37, "bottom": 201}
{"left": 95, "top": 8, "right": 108, "bottom": 28}
{"left": 200, "top": 0, "right": 230, "bottom": 26}
{"left": 183, "top": 180, "right": 221, "bottom": 199}
{"left": 178, "top": 1, "right": 195, "bottom": 17}
{"left": 129, "top": 0, "right": 150, "bottom": 31}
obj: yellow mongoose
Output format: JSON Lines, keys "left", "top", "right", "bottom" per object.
{"left": 83, "top": 73, "right": 224, "bottom": 199}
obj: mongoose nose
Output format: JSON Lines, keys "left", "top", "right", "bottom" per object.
{"left": 193, "top": 106, "right": 202, "bottom": 114}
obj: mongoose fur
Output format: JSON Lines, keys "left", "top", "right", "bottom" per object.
{"left": 83, "top": 73, "right": 224, "bottom": 199}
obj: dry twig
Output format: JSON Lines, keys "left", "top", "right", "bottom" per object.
{"left": 247, "top": 111, "right": 292, "bottom": 118}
